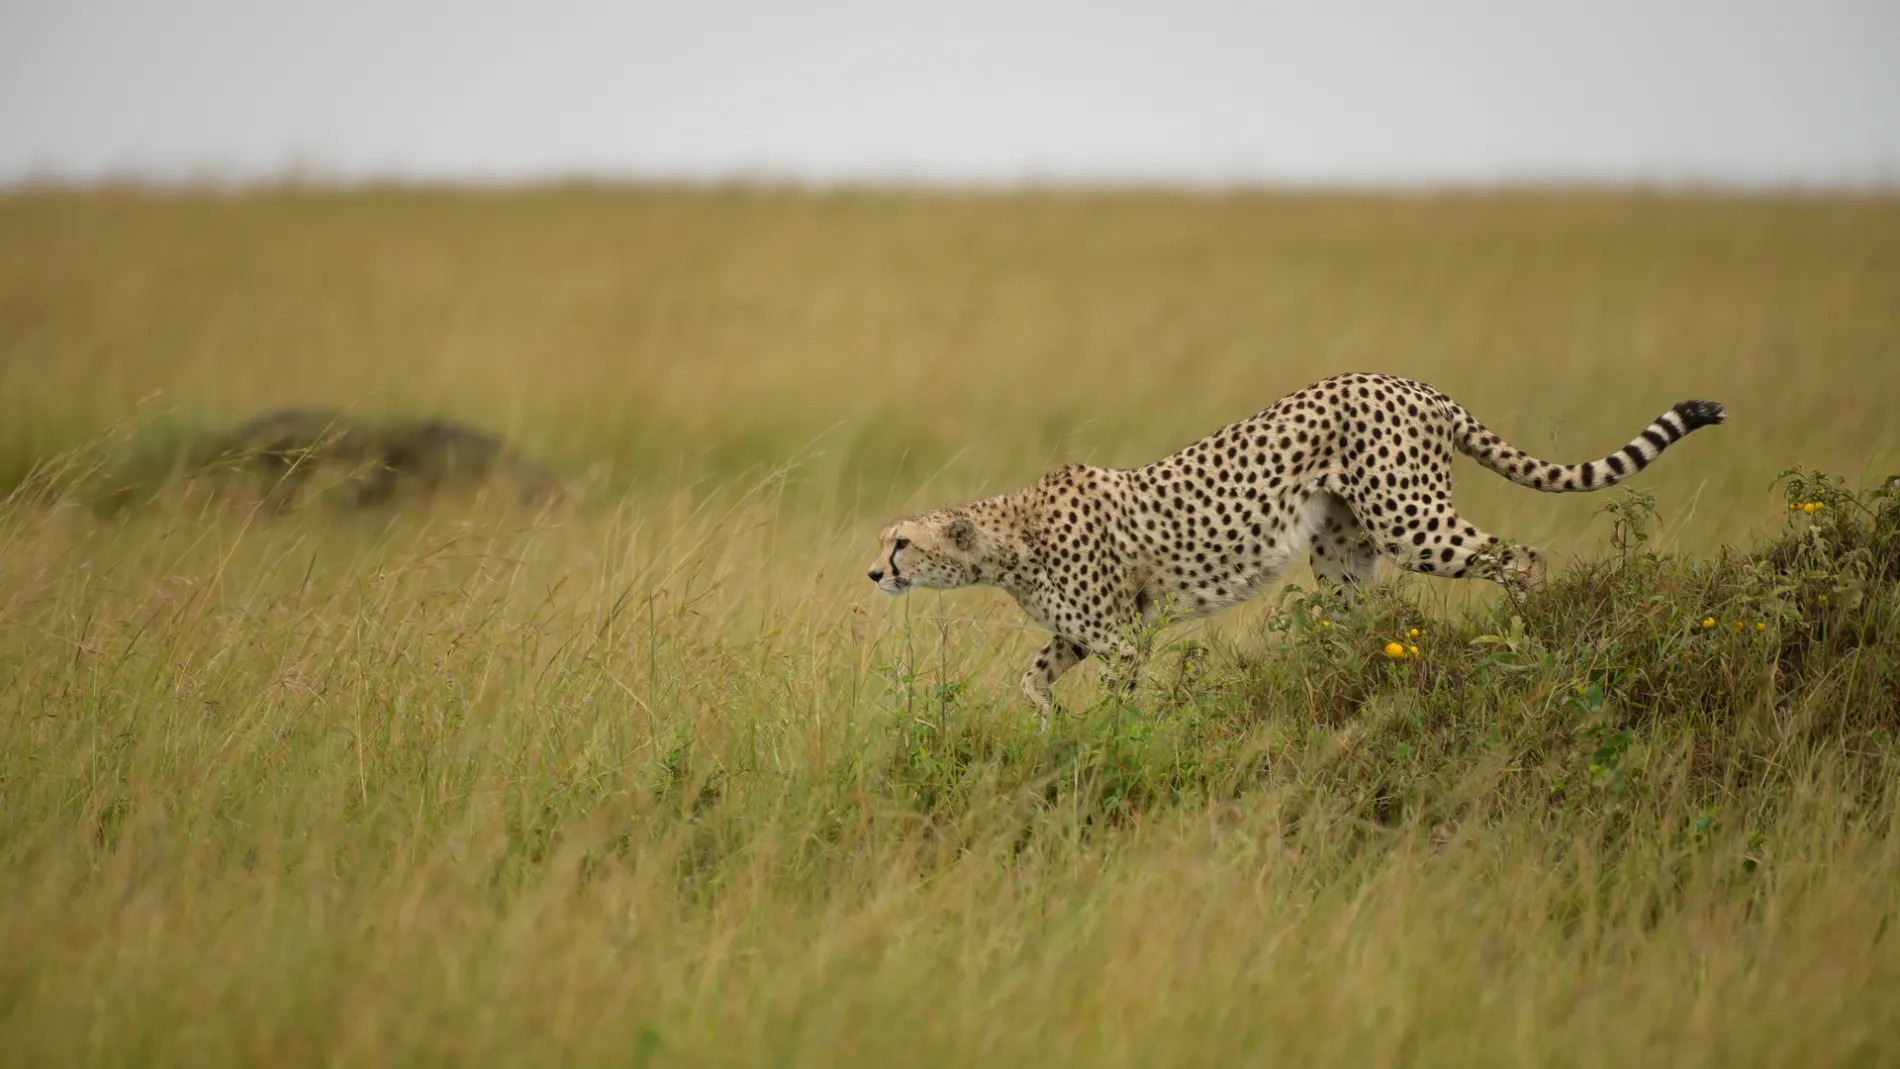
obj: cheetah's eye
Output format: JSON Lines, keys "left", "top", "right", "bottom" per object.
{"left": 893, "top": 538, "right": 910, "bottom": 551}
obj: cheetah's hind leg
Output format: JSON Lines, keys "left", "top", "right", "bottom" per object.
{"left": 1370, "top": 498, "right": 1546, "bottom": 594}
{"left": 1308, "top": 492, "right": 1380, "bottom": 607}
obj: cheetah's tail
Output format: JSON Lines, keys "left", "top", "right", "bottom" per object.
{"left": 1442, "top": 397, "right": 1726, "bottom": 493}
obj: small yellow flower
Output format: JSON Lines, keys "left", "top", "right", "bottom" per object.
{"left": 1408, "top": 644, "right": 1421, "bottom": 657}
{"left": 1701, "top": 617, "right": 1715, "bottom": 629}
{"left": 1755, "top": 621, "right": 1766, "bottom": 631}
{"left": 1731, "top": 621, "right": 1744, "bottom": 632}
{"left": 1320, "top": 619, "right": 1332, "bottom": 628}
{"left": 1384, "top": 641, "right": 1407, "bottom": 660}
{"left": 1407, "top": 627, "right": 1422, "bottom": 639}
{"left": 1819, "top": 594, "right": 1828, "bottom": 603}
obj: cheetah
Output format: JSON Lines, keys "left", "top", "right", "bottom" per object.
{"left": 867, "top": 373, "right": 1725, "bottom": 715}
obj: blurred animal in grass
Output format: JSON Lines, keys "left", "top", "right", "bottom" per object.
{"left": 88, "top": 408, "right": 566, "bottom": 516}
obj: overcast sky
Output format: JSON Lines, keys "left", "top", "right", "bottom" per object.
{"left": 3, "top": 0, "right": 1897, "bottom": 187}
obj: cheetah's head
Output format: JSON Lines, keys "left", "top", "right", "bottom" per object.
{"left": 867, "top": 511, "right": 983, "bottom": 595}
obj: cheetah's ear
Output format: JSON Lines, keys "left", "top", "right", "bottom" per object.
{"left": 946, "top": 516, "right": 977, "bottom": 551}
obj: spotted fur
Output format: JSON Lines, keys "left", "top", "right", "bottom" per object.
{"left": 868, "top": 373, "right": 1725, "bottom": 714}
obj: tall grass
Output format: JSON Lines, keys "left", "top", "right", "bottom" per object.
{"left": 1, "top": 188, "right": 1898, "bottom": 1065}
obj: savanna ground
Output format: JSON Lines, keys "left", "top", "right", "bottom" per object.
{"left": 2, "top": 188, "right": 1899, "bottom": 1066}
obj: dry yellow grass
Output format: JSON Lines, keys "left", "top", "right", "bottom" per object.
{"left": 1, "top": 187, "right": 1898, "bottom": 1066}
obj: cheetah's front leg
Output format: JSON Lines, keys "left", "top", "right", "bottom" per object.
{"left": 1073, "top": 617, "right": 1147, "bottom": 705}
{"left": 1021, "top": 636, "right": 1090, "bottom": 722}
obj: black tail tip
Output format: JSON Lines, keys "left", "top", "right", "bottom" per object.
{"left": 1672, "top": 400, "right": 1726, "bottom": 430}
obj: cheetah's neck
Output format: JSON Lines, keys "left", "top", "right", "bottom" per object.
{"left": 957, "top": 487, "right": 1041, "bottom": 592}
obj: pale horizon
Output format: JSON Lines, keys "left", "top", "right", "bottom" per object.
{"left": 4, "top": 0, "right": 1898, "bottom": 190}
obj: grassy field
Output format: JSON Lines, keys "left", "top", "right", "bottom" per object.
{"left": 2, "top": 187, "right": 1898, "bottom": 1066}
